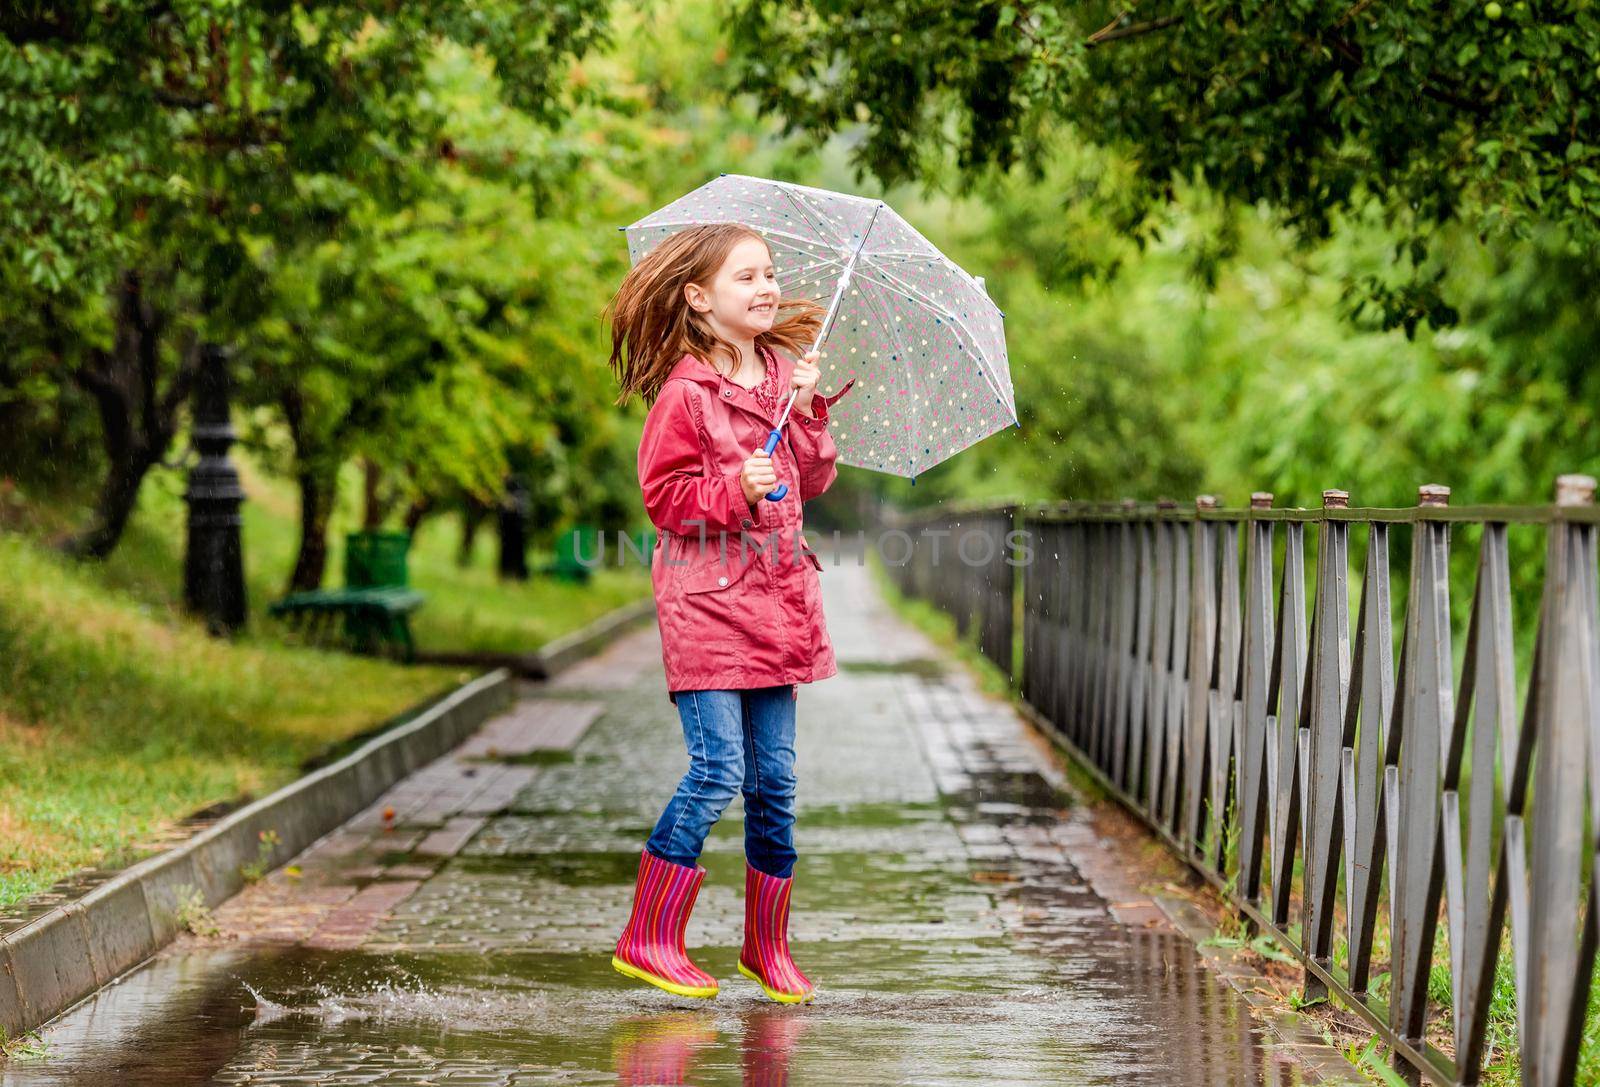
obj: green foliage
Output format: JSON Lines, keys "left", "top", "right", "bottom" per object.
{"left": 1, "top": 0, "right": 851, "bottom": 568}
{"left": 174, "top": 884, "right": 220, "bottom": 938}
{"left": 0, "top": 0, "right": 617, "bottom": 563}
{"left": 728, "top": 1, "right": 1600, "bottom": 328}
{"left": 0, "top": 0, "right": 609, "bottom": 303}
{"left": 862, "top": 145, "right": 1599, "bottom": 516}
{"left": 240, "top": 828, "right": 280, "bottom": 883}
{"left": 0, "top": 1027, "right": 51, "bottom": 1062}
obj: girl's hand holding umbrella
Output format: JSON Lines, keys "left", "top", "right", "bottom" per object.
{"left": 742, "top": 449, "right": 777, "bottom": 506}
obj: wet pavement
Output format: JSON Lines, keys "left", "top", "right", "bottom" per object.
{"left": 3, "top": 561, "right": 1347, "bottom": 1086}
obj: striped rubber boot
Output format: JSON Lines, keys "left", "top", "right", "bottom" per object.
{"left": 737, "top": 863, "right": 815, "bottom": 1003}
{"left": 612, "top": 851, "right": 719, "bottom": 999}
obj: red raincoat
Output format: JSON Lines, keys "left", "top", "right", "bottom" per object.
{"left": 637, "top": 345, "right": 857, "bottom": 703}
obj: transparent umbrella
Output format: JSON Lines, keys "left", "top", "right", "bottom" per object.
{"left": 623, "top": 173, "right": 1017, "bottom": 495}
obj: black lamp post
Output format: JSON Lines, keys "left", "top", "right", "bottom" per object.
{"left": 183, "top": 344, "right": 247, "bottom": 634}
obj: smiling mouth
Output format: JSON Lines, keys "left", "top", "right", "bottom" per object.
{"left": 750, "top": 303, "right": 774, "bottom": 313}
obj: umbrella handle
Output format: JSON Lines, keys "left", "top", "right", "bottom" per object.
{"left": 761, "top": 428, "right": 788, "bottom": 502}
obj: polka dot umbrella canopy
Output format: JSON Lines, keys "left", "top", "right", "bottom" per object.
{"left": 623, "top": 173, "right": 1017, "bottom": 483}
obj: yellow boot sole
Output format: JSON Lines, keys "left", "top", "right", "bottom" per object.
{"left": 612, "top": 955, "right": 719, "bottom": 999}
{"left": 737, "top": 960, "right": 815, "bottom": 1004}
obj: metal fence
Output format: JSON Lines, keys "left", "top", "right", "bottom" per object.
{"left": 882, "top": 505, "right": 1017, "bottom": 680}
{"left": 886, "top": 477, "right": 1600, "bottom": 1087}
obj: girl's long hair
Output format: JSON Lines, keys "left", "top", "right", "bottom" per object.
{"left": 605, "top": 222, "right": 825, "bottom": 406}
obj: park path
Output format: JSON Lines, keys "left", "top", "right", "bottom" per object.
{"left": 4, "top": 561, "right": 1353, "bottom": 1086}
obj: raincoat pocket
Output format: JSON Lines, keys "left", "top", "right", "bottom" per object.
{"left": 682, "top": 553, "right": 756, "bottom": 594}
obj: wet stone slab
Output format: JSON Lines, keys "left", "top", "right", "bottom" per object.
{"left": 4, "top": 564, "right": 1344, "bottom": 1086}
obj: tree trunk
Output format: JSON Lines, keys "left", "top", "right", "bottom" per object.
{"left": 60, "top": 270, "right": 200, "bottom": 560}
{"left": 361, "top": 457, "right": 386, "bottom": 531}
{"left": 65, "top": 444, "right": 160, "bottom": 560}
{"left": 288, "top": 467, "right": 334, "bottom": 592}
{"left": 498, "top": 477, "right": 530, "bottom": 581}
{"left": 281, "top": 384, "right": 337, "bottom": 592}
{"left": 402, "top": 494, "right": 433, "bottom": 536}
{"left": 458, "top": 498, "right": 489, "bottom": 567}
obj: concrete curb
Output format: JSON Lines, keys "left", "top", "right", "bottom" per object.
{"left": 0, "top": 668, "right": 513, "bottom": 1043}
{"left": 532, "top": 594, "right": 656, "bottom": 676}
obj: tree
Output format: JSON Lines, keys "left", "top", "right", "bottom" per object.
{"left": 727, "top": 1, "right": 1600, "bottom": 327}
{"left": 236, "top": 39, "right": 638, "bottom": 590}
{"left": 1, "top": 0, "right": 610, "bottom": 558}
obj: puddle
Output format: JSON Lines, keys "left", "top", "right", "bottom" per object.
{"left": 4, "top": 934, "right": 1309, "bottom": 1086}
{"left": 6, "top": 606, "right": 1326, "bottom": 1086}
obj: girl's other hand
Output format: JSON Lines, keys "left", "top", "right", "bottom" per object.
{"left": 741, "top": 447, "right": 777, "bottom": 505}
{"left": 792, "top": 349, "right": 820, "bottom": 416}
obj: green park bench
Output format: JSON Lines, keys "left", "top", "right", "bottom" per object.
{"left": 269, "top": 531, "right": 426, "bottom": 661}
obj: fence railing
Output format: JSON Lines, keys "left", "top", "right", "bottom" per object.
{"left": 883, "top": 477, "right": 1600, "bottom": 1087}
{"left": 881, "top": 506, "right": 1017, "bottom": 680}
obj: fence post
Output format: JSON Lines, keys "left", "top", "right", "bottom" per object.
{"left": 1303, "top": 488, "right": 1351, "bottom": 1004}
{"left": 1392, "top": 483, "right": 1452, "bottom": 1052}
{"left": 1182, "top": 496, "right": 1219, "bottom": 854}
{"left": 1522, "top": 472, "right": 1598, "bottom": 1086}
{"left": 1237, "top": 491, "right": 1275, "bottom": 930}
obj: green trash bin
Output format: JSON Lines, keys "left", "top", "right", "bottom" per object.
{"left": 345, "top": 531, "right": 412, "bottom": 588}
{"left": 547, "top": 527, "right": 598, "bottom": 583}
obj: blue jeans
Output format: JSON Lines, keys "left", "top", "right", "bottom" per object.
{"left": 646, "top": 686, "right": 798, "bottom": 879}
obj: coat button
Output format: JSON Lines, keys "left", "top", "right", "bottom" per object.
{"left": 717, "top": 575, "right": 728, "bottom": 586}
{"left": 722, "top": 389, "right": 733, "bottom": 397}
{"left": 741, "top": 518, "right": 753, "bottom": 529}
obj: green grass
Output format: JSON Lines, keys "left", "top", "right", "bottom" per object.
{"left": 87, "top": 456, "right": 651, "bottom": 657}
{"left": 406, "top": 513, "right": 652, "bottom": 656}
{"left": 0, "top": 454, "right": 650, "bottom": 911}
{"left": 0, "top": 529, "right": 460, "bottom": 910}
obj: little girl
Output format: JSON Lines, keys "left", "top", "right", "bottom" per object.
{"left": 603, "top": 222, "right": 856, "bottom": 1004}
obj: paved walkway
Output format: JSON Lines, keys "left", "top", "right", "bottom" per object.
{"left": 5, "top": 562, "right": 1348, "bottom": 1086}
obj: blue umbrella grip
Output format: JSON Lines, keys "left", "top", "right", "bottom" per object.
{"left": 762, "top": 428, "right": 788, "bottom": 502}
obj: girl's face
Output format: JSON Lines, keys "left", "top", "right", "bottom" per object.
{"left": 685, "top": 236, "right": 779, "bottom": 342}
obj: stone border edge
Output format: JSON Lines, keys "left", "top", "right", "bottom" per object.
{"left": 533, "top": 594, "right": 656, "bottom": 676}
{"left": 0, "top": 667, "right": 515, "bottom": 1044}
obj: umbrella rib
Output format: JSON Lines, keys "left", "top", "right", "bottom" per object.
{"left": 774, "top": 183, "right": 849, "bottom": 249}
{"left": 861, "top": 251, "right": 950, "bottom": 265}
